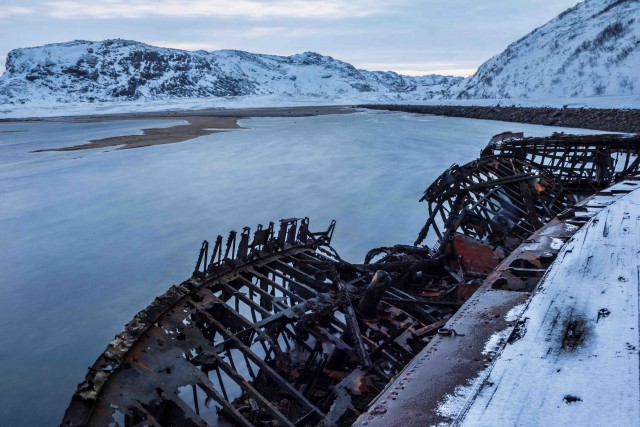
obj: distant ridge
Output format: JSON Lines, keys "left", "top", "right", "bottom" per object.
{"left": 0, "top": 39, "right": 460, "bottom": 104}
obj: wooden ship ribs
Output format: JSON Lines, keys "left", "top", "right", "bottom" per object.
{"left": 61, "top": 133, "right": 640, "bottom": 427}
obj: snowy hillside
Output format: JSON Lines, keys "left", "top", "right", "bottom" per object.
{"left": 451, "top": 0, "right": 640, "bottom": 99}
{"left": 1, "top": 0, "right": 638, "bottom": 111}
{"left": 0, "top": 40, "right": 460, "bottom": 104}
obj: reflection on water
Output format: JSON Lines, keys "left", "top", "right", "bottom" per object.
{"left": 0, "top": 111, "right": 602, "bottom": 425}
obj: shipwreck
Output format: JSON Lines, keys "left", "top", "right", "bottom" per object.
{"left": 61, "top": 132, "right": 640, "bottom": 426}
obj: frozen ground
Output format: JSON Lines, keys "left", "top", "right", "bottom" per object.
{"left": 1, "top": 93, "right": 639, "bottom": 120}
{"left": 456, "top": 187, "right": 640, "bottom": 427}
{"left": 0, "top": 110, "right": 604, "bottom": 425}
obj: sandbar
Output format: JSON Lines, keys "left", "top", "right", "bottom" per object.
{"left": 23, "top": 105, "right": 355, "bottom": 152}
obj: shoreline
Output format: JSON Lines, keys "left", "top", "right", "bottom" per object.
{"left": 21, "top": 106, "right": 354, "bottom": 152}
{"left": 358, "top": 104, "right": 640, "bottom": 134}
{"left": 5, "top": 103, "right": 639, "bottom": 152}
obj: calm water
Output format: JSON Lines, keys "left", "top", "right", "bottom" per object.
{"left": 0, "top": 110, "right": 602, "bottom": 425}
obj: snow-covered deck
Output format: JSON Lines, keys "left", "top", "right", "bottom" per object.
{"left": 457, "top": 186, "right": 640, "bottom": 426}
{"left": 356, "top": 179, "right": 640, "bottom": 427}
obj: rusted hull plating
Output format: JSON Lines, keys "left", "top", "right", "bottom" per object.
{"left": 62, "top": 133, "right": 640, "bottom": 427}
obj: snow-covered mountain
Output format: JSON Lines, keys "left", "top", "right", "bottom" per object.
{"left": 0, "top": 39, "right": 460, "bottom": 104}
{"left": 451, "top": 0, "right": 640, "bottom": 99}
{"left": 1, "top": 0, "right": 637, "bottom": 109}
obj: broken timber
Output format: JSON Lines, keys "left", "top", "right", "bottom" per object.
{"left": 61, "top": 133, "right": 640, "bottom": 427}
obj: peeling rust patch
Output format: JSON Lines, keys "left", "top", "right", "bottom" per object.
{"left": 561, "top": 316, "right": 589, "bottom": 351}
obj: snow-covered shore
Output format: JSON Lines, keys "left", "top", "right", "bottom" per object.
{"left": 1, "top": 93, "right": 639, "bottom": 121}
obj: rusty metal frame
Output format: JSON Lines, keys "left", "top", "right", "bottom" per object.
{"left": 61, "top": 133, "right": 640, "bottom": 427}
{"left": 415, "top": 155, "right": 575, "bottom": 250}
{"left": 62, "top": 218, "right": 449, "bottom": 427}
{"left": 481, "top": 133, "right": 640, "bottom": 193}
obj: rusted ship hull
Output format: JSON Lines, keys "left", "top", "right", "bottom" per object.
{"left": 61, "top": 133, "right": 640, "bottom": 427}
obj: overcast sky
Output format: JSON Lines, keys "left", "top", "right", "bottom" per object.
{"left": 0, "top": 0, "right": 580, "bottom": 76}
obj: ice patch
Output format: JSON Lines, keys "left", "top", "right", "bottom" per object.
{"left": 434, "top": 364, "right": 494, "bottom": 427}
{"left": 505, "top": 302, "right": 528, "bottom": 322}
{"left": 435, "top": 327, "right": 512, "bottom": 425}
{"left": 435, "top": 379, "right": 478, "bottom": 423}
{"left": 550, "top": 237, "right": 566, "bottom": 250}
{"left": 482, "top": 329, "right": 510, "bottom": 356}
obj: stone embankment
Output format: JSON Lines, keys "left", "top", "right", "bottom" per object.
{"left": 359, "top": 104, "right": 640, "bottom": 134}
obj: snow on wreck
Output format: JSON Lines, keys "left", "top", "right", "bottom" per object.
{"left": 457, "top": 172, "right": 640, "bottom": 426}
{"left": 61, "top": 132, "right": 640, "bottom": 427}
